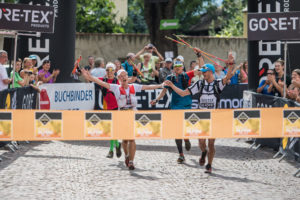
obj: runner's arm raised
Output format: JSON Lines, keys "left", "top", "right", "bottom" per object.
{"left": 141, "top": 83, "right": 164, "bottom": 90}
{"left": 81, "top": 68, "right": 110, "bottom": 89}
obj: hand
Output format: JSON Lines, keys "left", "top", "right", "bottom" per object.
{"left": 265, "top": 79, "right": 270, "bottom": 85}
{"left": 81, "top": 68, "right": 91, "bottom": 81}
{"left": 227, "top": 52, "right": 234, "bottom": 64}
{"left": 153, "top": 47, "right": 158, "bottom": 52}
{"left": 287, "top": 89, "right": 298, "bottom": 99}
{"left": 164, "top": 80, "right": 173, "bottom": 87}
{"left": 193, "top": 47, "right": 201, "bottom": 53}
{"left": 150, "top": 99, "right": 157, "bottom": 105}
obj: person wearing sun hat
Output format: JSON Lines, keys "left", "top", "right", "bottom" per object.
{"left": 151, "top": 55, "right": 202, "bottom": 164}
{"left": 164, "top": 49, "right": 236, "bottom": 173}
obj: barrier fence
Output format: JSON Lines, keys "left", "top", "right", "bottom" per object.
{"left": 0, "top": 107, "right": 300, "bottom": 141}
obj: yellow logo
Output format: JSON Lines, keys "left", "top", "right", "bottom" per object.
{"left": 5, "top": 93, "right": 10, "bottom": 109}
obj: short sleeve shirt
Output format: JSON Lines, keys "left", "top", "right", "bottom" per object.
{"left": 140, "top": 55, "right": 159, "bottom": 69}
{"left": 121, "top": 61, "right": 134, "bottom": 77}
{"left": 109, "top": 84, "right": 143, "bottom": 108}
{"left": 10, "top": 71, "right": 23, "bottom": 88}
{"left": 165, "top": 71, "right": 194, "bottom": 109}
{"left": 188, "top": 79, "right": 226, "bottom": 109}
{"left": 99, "top": 78, "right": 119, "bottom": 110}
{"left": 258, "top": 80, "right": 274, "bottom": 96}
{"left": 91, "top": 68, "right": 106, "bottom": 78}
{"left": 0, "top": 64, "right": 9, "bottom": 91}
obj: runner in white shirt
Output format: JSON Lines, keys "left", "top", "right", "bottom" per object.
{"left": 82, "top": 68, "right": 164, "bottom": 170}
{"left": 164, "top": 49, "right": 235, "bottom": 173}
{"left": 0, "top": 50, "right": 11, "bottom": 91}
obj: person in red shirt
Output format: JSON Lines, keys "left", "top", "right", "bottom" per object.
{"left": 97, "top": 63, "right": 121, "bottom": 158}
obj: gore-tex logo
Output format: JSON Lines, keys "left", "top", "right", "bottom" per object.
{"left": 0, "top": 7, "right": 53, "bottom": 23}
{"left": 249, "top": 16, "right": 299, "bottom": 31}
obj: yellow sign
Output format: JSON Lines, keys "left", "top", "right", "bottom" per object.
{"left": 233, "top": 110, "right": 260, "bottom": 136}
{"left": 0, "top": 112, "right": 12, "bottom": 140}
{"left": 134, "top": 113, "right": 162, "bottom": 138}
{"left": 183, "top": 111, "right": 211, "bottom": 138}
{"left": 84, "top": 112, "right": 112, "bottom": 139}
{"left": 34, "top": 112, "right": 63, "bottom": 139}
{"left": 283, "top": 110, "right": 300, "bottom": 136}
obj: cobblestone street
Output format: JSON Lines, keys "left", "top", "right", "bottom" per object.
{"left": 0, "top": 139, "right": 299, "bottom": 200}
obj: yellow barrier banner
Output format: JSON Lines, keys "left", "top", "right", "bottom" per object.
{"left": 0, "top": 108, "right": 300, "bottom": 141}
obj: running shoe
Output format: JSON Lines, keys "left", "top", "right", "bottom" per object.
{"left": 199, "top": 150, "right": 207, "bottom": 166}
{"left": 125, "top": 156, "right": 130, "bottom": 167}
{"left": 184, "top": 140, "right": 191, "bottom": 151}
{"left": 116, "top": 142, "right": 122, "bottom": 158}
{"left": 205, "top": 164, "right": 212, "bottom": 174}
{"left": 177, "top": 155, "right": 185, "bottom": 164}
{"left": 106, "top": 151, "right": 113, "bottom": 158}
{"left": 128, "top": 161, "right": 135, "bottom": 170}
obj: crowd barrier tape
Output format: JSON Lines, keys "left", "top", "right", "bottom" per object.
{"left": 0, "top": 108, "right": 300, "bottom": 141}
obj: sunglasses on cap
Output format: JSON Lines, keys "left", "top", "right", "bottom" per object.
{"left": 106, "top": 68, "right": 115, "bottom": 71}
{"left": 174, "top": 61, "right": 183, "bottom": 67}
{"left": 267, "top": 72, "right": 274, "bottom": 75}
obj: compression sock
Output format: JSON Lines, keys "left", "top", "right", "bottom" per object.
{"left": 109, "top": 140, "right": 114, "bottom": 151}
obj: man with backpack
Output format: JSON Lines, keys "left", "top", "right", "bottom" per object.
{"left": 164, "top": 49, "right": 235, "bottom": 173}
{"left": 150, "top": 55, "right": 202, "bottom": 164}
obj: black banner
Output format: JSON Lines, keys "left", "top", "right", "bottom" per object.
{"left": 243, "top": 90, "right": 300, "bottom": 108}
{"left": 248, "top": 0, "right": 300, "bottom": 91}
{"left": 18, "top": 1, "right": 76, "bottom": 83}
{"left": 0, "top": 86, "right": 37, "bottom": 109}
{"left": 248, "top": 11, "right": 300, "bottom": 41}
{"left": 135, "top": 84, "right": 248, "bottom": 110}
{"left": 0, "top": 3, "right": 55, "bottom": 33}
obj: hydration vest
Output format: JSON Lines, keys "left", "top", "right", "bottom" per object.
{"left": 118, "top": 85, "right": 137, "bottom": 109}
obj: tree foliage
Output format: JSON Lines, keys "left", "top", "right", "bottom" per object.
{"left": 76, "top": 0, "right": 124, "bottom": 33}
{"left": 210, "top": 0, "right": 247, "bottom": 37}
{"left": 122, "top": 0, "right": 148, "bottom": 33}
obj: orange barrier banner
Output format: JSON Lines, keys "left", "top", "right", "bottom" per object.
{"left": 0, "top": 108, "right": 300, "bottom": 141}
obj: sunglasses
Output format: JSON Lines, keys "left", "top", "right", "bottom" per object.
{"left": 106, "top": 68, "right": 115, "bottom": 71}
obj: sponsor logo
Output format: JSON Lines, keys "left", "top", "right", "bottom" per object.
{"left": 237, "top": 112, "right": 249, "bottom": 124}
{"left": 187, "top": 113, "right": 200, "bottom": 125}
{"left": 287, "top": 112, "right": 299, "bottom": 124}
{"left": 138, "top": 115, "right": 151, "bottom": 126}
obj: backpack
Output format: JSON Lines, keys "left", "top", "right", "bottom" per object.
{"left": 197, "top": 80, "right": 222, "bottom": 108}
{"left": 168, "top": 72, "right": 189, "bottom": 93}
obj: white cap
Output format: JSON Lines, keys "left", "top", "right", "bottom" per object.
{"left": 117, "top": 69, "right": 127, "bottom": 78}
{"left": 165, "top": 58, "right": 172, "bottom": 62}
{"left": 105, "top": 62, "right": 116, "bottom": 70}
{"left": 177, "top": 55, "right": 184, "bottom": 62}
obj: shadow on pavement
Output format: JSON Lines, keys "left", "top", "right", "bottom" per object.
{"left": 62, "top": 141, "right": 298, "bottom": 165}
{"left": 0, "top": 141, "right": 50, "bottom": 171}
{"left": 22, "top": 154, "right": 90, "bottom": 160}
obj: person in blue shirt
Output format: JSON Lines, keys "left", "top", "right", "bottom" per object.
{"left": 224, "top": 65, "right": 240, "bottom": 85}
{"left": 257, "top": 69, "right": 275, "bottom": 95}
{"left": 151, "top": 56, "right": 202, "bottom": 164}
{"left": 121, "top": 53, "right": 135, "bottom": 77}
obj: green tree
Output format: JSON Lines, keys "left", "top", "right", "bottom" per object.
{"left": 210, "top": 0, "right": 247, "bottom": 37}
{"left": 76, "top": 0, "right": 124, "bottom": 33}
{"left": 122, "top": 0, "right": 147, "bottom": 33}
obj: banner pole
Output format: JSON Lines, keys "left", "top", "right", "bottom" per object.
{"left": 12, "top": 31, "right": 18, "bottom": 89}
{"left": 284, "top": 41, "right": 288, "bottom": 98}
